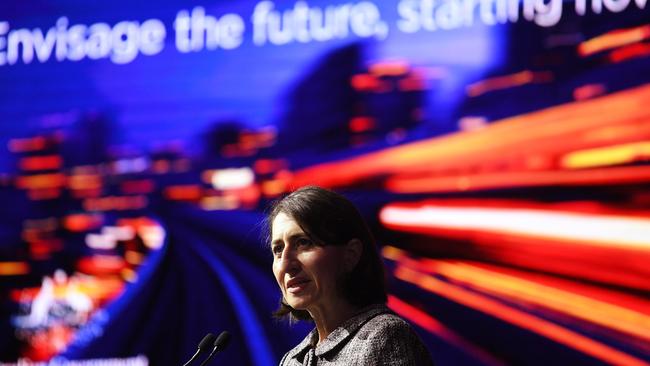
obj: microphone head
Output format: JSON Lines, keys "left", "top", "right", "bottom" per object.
{"left": 213, "top": 331, "right": 231, "bottom": 351}
{"left": 198, "top": 333, "right": 217, "bottom": 351}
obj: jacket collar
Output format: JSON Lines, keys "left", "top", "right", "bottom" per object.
{"left": 285, "top": 304, "right": 390, "bottom": 361}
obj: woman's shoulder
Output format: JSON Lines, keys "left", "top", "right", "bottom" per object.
{"left": 353, "top": 307, "right": 434, "bottom": 365}
{"left": 357, "top": 310, "right": 412, "bottom": 337}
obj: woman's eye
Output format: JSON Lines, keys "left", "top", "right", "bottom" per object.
{"left": 272, "top": 245, "right": 283, "bottom": 256}
{"left": 296, "top": 238, "right": 313, "bottom": 247}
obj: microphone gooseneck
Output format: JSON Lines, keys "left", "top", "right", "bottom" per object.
{"left": 198, "top": 331, "right": 231, "bottom": 366}
{"left": 182, "top": 333, "right": 216, "bottom": 366}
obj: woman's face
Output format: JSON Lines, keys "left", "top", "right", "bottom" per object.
{"left": 271, "top": 212, "right": 347, "bottom": 312}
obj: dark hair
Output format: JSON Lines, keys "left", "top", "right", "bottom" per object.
{"left": 265, "top": 185, "right": 387, "bottom": 321}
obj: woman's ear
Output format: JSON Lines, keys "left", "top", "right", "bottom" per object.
{"left": 344, "top": 239, "right": 363, "bottom": 271}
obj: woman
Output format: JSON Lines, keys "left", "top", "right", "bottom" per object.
{"left": 267, "top": 186, "right": 433, "bottom": 365}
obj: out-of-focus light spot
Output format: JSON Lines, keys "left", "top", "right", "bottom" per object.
{"left": 351, "top": 74, "right": 380, "bottom": 91}
{"left": 28, "top": 239, "right": 64, "bottom": 260}
{"left": 24, "top": 217, "right": 58, "bottom": 231}
{"left": 85, "top": 233, "right": 116, "bottom": 250}
{"left": 573, "top": 84, "right": 607, "bottom": 101}
{"left": 77, "top": 255, "right": 127, "bottom": 275}
{"left": 380, "top": 204, "right": 650, "bottom": 250}
{"left": 0, "top": 262, "right": 30, "bottom": 276}
{"left": 83, "top": 195, "right": 148, "bottom": 212}
{"left": 239, "top": 127, "right": 277, "bottom": 151}
{"left": 466, "top": 71, "right": 553, "bottom": 97}
{"left": 120, "top": 179, "right": 155, "bottom": 194}
{"left": 125, "top": 250, "right": 144, "bottom": 265}
{"left": 349, "top": 117, "right": 376, "bottom": 133}
{"left": 138, "top": 224, "right": 165, "bottom": 250}
{"left": 561, "top": 141, "right": 650, "bottom": 169}
{"left": 103, "top": 226, "right": 135, "bottom": 241}
{"left": 27, "top": 188, "right": 62, "bottom": 200}
{"left": 200, "top": 195, "right": 240, "bottom": 211}
{"left": 16, "top": 173, "right": 66, "bottom": 189}
{"left": 151, "top": 159, "right": 170, "bottom": 174}
{"left": 8, "top": 136, "right": 47, "bottom": 153}
{"left": 578, "top": 25, "right": 650, "bottom": 57}
{"left": 253, "top": 159, "right": 288, "bottom": 175}
{"left": 210, "top": 167, "right": 255, "bottom": 190}
{"left": 369, "top": 61, "right": 409, "bottom": 76}
{"left": 458, "top": 116, "right": 488, "bottom": 132}
{"left": 19, "top": 155, "right": 62, "bottom": 171}
{"left": 121, "top": 268, "right": 138, "bottom": 283}
{"left": 261, "top": 179, "right": 288, "bottom": 197}
{"left": 173, "top": 158, "right": 191, "bottom": 172}
{"left": 112, "top": 157, "right": 149, "bottom": 174}
{"left": 609, "top": 43, "right": 650, "bottom": 63}
{"left": 68, "top": 174, "right": 102, "bottom": 190}
{"left": 63, "top": 213, "right": 104, "bottom": 232}
{"left": 164, "top": 184, "right": 202, "bottom": 201}
{"left": 398, "top": 76, "right": 427, "bottom": 91}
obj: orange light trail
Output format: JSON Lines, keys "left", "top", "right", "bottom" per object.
{"left": 393, "top": 265, "right": 650, "bottom": 366}
{"left": 0, "top": 262, "right": 30, "bottom": 276}
{"left": 579, "top": 25, "right": 650, "bottom": 57}
{"left": 387, "top": 295, "right": 506, "bottom": 366}
{"left": 289, "top": 84, "right": 650, "bottom": 191}
{"left": 561, "top": 141, "right": 650, "bottom": 169}
{"left": 385, "top": 165, "right": 650, "bottom": 193}
{"left": 466, "top": 71, "right": 553, "bottom": 97}
{"left": 384, "top": 247, "right": 650, "bottom": 343}
{"left": 379, "top": 204, "right": 650, "bottom": 251}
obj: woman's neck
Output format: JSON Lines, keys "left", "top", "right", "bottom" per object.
{"left": 308, "top": 299, "right": 360, "bottom": 344}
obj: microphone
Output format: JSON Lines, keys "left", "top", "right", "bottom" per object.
{"left": 198, "top": 331, "right": 231, "bottom": 366}
{"left": 182, "top": 333, "right": 216, "bottom": 366}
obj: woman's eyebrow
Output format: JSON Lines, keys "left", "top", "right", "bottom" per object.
{"left": 271, "top": 233, "right": 305, "bottom": 247}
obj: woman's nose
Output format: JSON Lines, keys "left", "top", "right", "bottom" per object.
{"left": 280, "top": 249, "right": 300, "bottom": 275}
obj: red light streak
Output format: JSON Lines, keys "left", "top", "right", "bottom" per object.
{"left": 387, "top": 250, "right": 650, "bottom": 343}
{"left": 393, "top": 265, "right": 650, "bottom": 366}
{"left": 385, "top": 166, "right": 650, "bottom": 193}
{"left": 579, "top": 25, "right": 650, "bottom": 57}
{"left": 609, "top": 43, "right": 650, "bottom": 63}
{"left": 19, "top": 155, "right": 62, "bottom": 171}
{"left": 388, "top": 295, "right": 506, "bottom": 366}
{"left": 289, "top": 84, "right": 650, "bottom": 191}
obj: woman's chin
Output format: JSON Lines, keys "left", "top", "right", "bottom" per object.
{"left": 286, "top": 295, "right": 313, "bottom": 310}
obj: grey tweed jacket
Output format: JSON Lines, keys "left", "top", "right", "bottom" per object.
{"left": 279, "top": 304, "right": 433, "bottom": 365}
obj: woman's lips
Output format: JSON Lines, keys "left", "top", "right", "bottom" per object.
{"left": 287, "top": 279, "right": 311, "bottom": 294}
